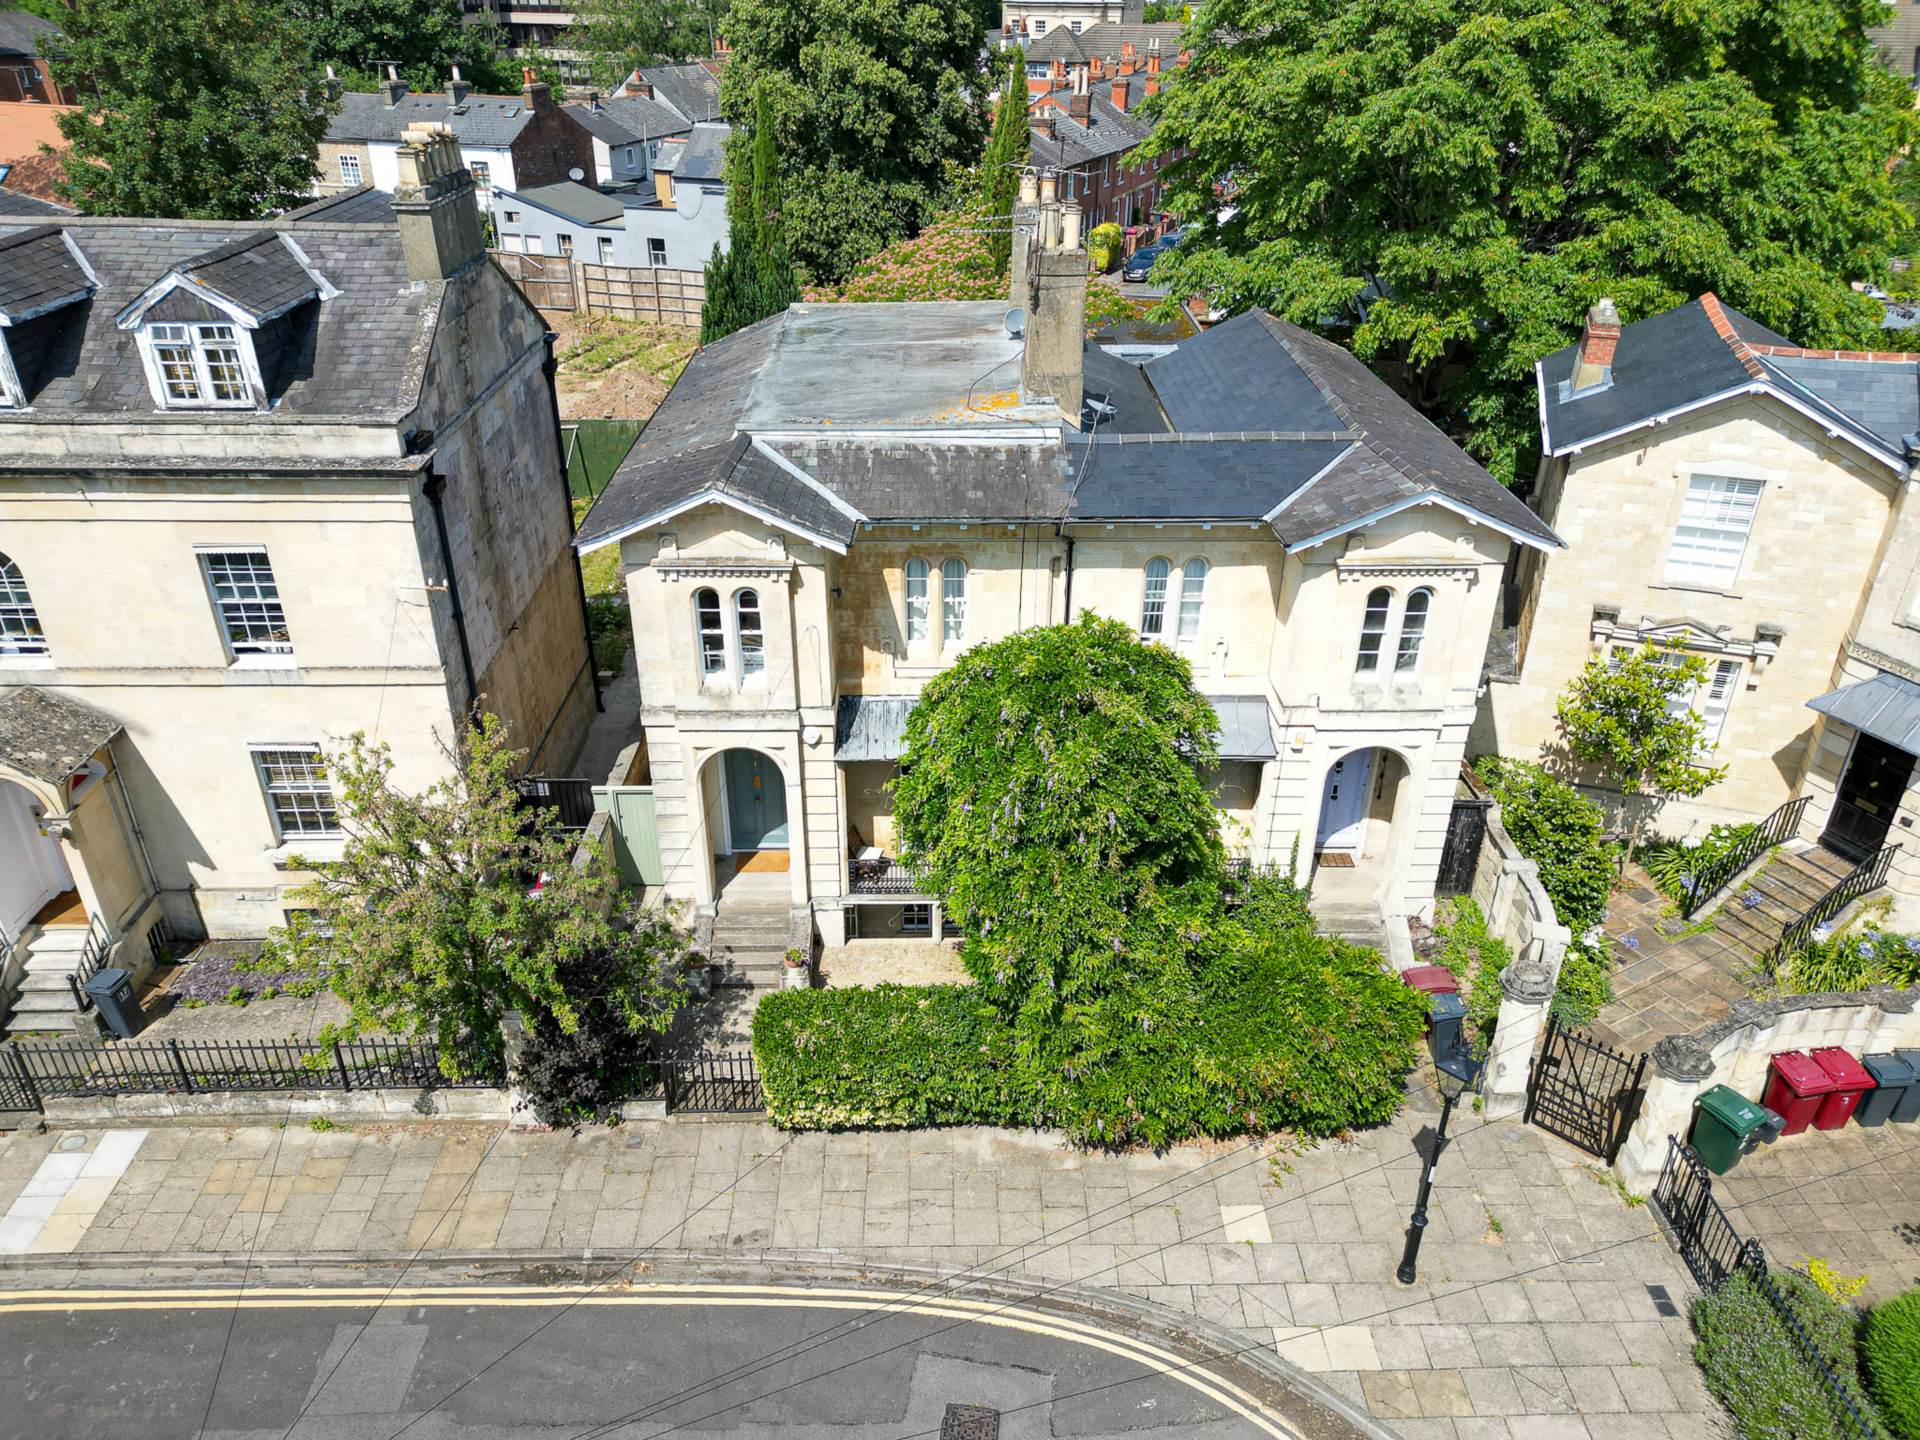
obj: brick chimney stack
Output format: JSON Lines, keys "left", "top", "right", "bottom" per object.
{"left": 1570, "top": 298, "right": 1621, "bottom": 392}
{"left": 1147, "top": 39, "right": 1162, "bottom": 74}
{"left": 448, "top": 64, "right": 471, "bottom": 105}
{"left": 392, "top": 123, "right": 486, "bottom": 283}
{"left": 379, "top": 63, "right": 406, "bottom": 107}
{"left": 1050, "top": 57, "right": 1065, "bottom": 84}
{"left": 628, "top": 69, "right": 654, "bottom": 99}
{"left": 1110, "top": 78, "right": 1128, "bottom": 111}
{"left": 1144, "top": 76, "right": 1159, "bottom": 98}
{"left": 521, "top": 66, "right": 553, "bottom": 112}
{"left": 1022, "top": 183, "right": 1089, "bottom": 426}
{"left": 1090, "top": 54, "right": 1105, "bottom": 78}
{"left": 1120, "top": 41, "right": 1137, "bottom": 75}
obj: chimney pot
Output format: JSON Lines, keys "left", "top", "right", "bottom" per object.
{"left": 1570, "top": 298, "right": 1622, "bottom": 393}
{"left": 380, "top": 65, "right": 407, "bottom": 107}
{"left": 449, "top": 64, "right": 472, "bottom": 105}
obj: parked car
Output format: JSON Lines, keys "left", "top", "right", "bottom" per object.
{"left": 1122, "top": 232, "right": 1182, "bottom": 283}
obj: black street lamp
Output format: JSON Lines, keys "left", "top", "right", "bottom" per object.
{"left": 1396, "top": 1044, "right": 1482, "bottom": 1286}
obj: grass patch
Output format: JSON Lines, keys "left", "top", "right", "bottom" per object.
{"left": 556, "top": 319, "right": 696, "bottom": 383}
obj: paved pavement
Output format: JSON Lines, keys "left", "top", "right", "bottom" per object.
{"left": 0, "top": 1275, "right": 1309, "bottom": 1439}
{"left": 0, "top": 1086, "right": 1773, "bottom": 1440}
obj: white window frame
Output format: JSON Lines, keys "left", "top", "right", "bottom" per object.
{"left": 250, "top": 745, "right": 340, "bottom": 841}
{"left": 694, "top": 586, "right": 726, "bottom": 676}
{"left": 1356, "top": 586, "right": 1392, "bottom": 673}
{"left": 1140, "top": 556, "right": 1170, "bottom": 639}
{"left": 199, "top": 547, "right": 292, "bottom": 660}
{"left": 0, "top": 551, "right": 49, "bottom": 658}
{"left": 940, "top": 558, "right": 968, "bottom": 645}
{"left": 1613, "top": 645, "right": 1742, "bottom": 756}
{"left": 1394, "top": 587, "right": 1432, "bottom": 673}
{"left": 597, "top": 235, "right": 615, "bottom": 263}
{"left": 904, "top": 558, "right": 931, "bottom": 644}
{"left": 139, "top": 322, "right": 257, "bottom": 409}
{"left": 337, "top": 153, "right": 362, "bottom": 186}
{"left": 647, "top": 237, "right": 668, "bottom": 267}
{"left": 735, "top": 587, "right": 765, "bottom": 682}
{"left": 1175, "top": 558, "right": 1207, "bottom": 645}
{"left": 469, "top": 159, "right": 491, "bottom": 190}
{"left": 557, "top": 232, "right": 574, "bottom": 257}
{"left": 1664, "top": 474, "right": 1764, "bottom": 590}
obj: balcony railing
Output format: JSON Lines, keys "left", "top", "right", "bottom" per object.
{"left": 847, "top": 858, "right": 926, "bottom": 897}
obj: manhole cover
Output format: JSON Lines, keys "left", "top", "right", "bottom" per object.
{"left": 57, "top": 1133, "right": 87, "bottom": 1152}
{"left": 941, "top": 1403, "right": 1001, "bottom": 1440}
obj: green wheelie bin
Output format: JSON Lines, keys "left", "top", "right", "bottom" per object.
{"left": 1689, "top": 1085, "right": 1778, "bottom": 1175}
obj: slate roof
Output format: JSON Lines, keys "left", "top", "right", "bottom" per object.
{"left": 0, "top": 185, "right": 69, "bottom": 219}
{"left": 668, "top": 124, "right": 727, "bottom": 184}
{"left": 0, "top": 216, "right": 430, "bottom": 418}
{"left": 1022, "top": 22, "right": 1182, "bottom": 65}
{"left": 1538, "top": 294, "right": 1919, "bottom": 468}
{"left": 168, "top": 232, "right": 326, "bottom": 320}
{"left": 578, "top": 301, "right": 1561, "bottom": 554}
{"left": 0, "top": 686, "right": 121, "bottom": 784}
{"left": 1029, "top": 81, "right": 1158, "bottom": 166}
{"left": 325, "top": 90, "right": 545, "bottom": 148}
{"left": 1870, "top": 5, "right": 1920, "bottom": 81}
{"left": 1808, "top": 670, "right": 1920, "bottom": 752}
{"left": 565, "top": 93, "right": 694, "bottom": 148}
{"left": 515, "top": 181, "right": 624, "bottom": 226}
{"left": 1207, "top": 695, "right": 1277, "bottom": 760}
{"left": 624, "top": 63, "right": 722, "bottom": 124}
{"left": 280, "top": 186, "right": 395, "bottom": 224}
{"left": 835, "top": 694, "right": 914, "bottom": 761}
{"left": 0, "top": 9, "right": 54, "bottom": 57}
{"left": 0, "top": 224, "right": 91, "bottom": 321}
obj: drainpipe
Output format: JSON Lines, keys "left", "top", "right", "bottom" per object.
{"left": 1061, "top": 530, "right": 1077, "bottom": 623}
{"left": 423, "top": 467, "right": 480, "bottom": 719}
{"left": 544, "top": 334, "right": 605, "bottom": 714}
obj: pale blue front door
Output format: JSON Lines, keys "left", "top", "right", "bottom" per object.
{"left": 723, "top": 751, "right": 788, "bottom": 850}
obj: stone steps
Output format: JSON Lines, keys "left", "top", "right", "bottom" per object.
{"left": 1709, "top": 845, "right": 1885, "bottom": 959}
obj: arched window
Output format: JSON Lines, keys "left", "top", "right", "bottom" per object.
{"left": 1395, "top": 588, "right": 1432, "bottom": 672}
{"left": 941, "top": 558, "right": 968, "bottom": 643}
{"left": 904, "top": 558, "right": 930, "bottom": 643}
{"left": 1176, "top": 558, "right": 1207, "bottom": 643}
{"left": 735, "top": 588, "right": 764, "bottom": 678}
{"left": 0, "top": 553, "right": 47, "bottom": 656}
{"left": 1140, "top": 557, "right": 1171, "bottom": 639}
{"left": 1356, "top": 586, "right": 1392, "bottom": 672}
{"left": 694, "top": 587, "right": 725, "bottom": 675}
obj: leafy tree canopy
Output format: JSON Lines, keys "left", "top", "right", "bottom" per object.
{"left": 51, "top": 0, "right": 333, "bottom": 218}
{"left": 265, "top": 716, "right": 683, "bottom": 1081}
{"left": 979, "top": 46, "right": 1028, "bottom": 273}
{"left": 293, "top": 0, "right": 518, "bottom": 94}
{"left": 701, "top": 80, "right": 800, "bottom": 343}
{"left": 718, "top": 0, "right": 988, "bottom": 285}
{"left": 569, "top": 0, "right": 719, "bottom": 89}
{"left": 1142, "top": 0, "right": 1920, "bottom": 483}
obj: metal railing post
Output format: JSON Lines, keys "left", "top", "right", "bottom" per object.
{"left": 168, "top": 1039, "right": 193, "bottom": 1093}
{"left": 334, "top": 1042, "right": 352, "bottom": 1092}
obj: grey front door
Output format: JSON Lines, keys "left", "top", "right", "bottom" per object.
{"left": 723, "top": 751, "right": 788, "bottom": 850}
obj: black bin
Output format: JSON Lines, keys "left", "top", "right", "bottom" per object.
{"left": 1428, "top": 992, "right": 1466, "bottom": 1066}
{"left": 1858, "top": 1054, "right": 1915, "bottom": 1127}
{"left": 1892, "top": 1049, "right": 1920, "bottom": 1124}
{"left": 83, "top": 966, "right": 142, "bottom": 1039}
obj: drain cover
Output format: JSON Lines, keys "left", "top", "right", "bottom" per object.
{"left": 941, "top": 1404, "right": 1001, "bottom": 1440}
{"left": 1646, "top": 1283, "right": 1680, "bottom": 1318}
{"left": 57, "top": 1133, "right": 87, "bottom": 1153}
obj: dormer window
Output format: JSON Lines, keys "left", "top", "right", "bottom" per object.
{"left": 147, "top": 322, "right": 253, "bottom": 407}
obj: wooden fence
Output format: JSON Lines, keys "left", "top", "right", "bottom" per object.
{"left": 490, "top": 251, "right": 706, "bottom": 327}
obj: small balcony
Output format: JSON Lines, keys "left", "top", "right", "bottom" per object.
{"left": 847, "top": 856, "right": 927, "bottom": 899}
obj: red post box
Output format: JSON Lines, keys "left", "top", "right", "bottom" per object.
{"left": 1809, "top": 1047, "right": 1876, "bottom": 1131}
{"left": 1400, "top": 965, "right": 1460, "bottom": 996}
{"left": 1762, "top": 1051, "right": 1835, "bottom": 1136}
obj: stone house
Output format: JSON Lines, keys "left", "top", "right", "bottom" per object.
{"left": 564, "top": 65, "right": 725, "bottom": 188}
{"left": 493, "top": 123, "right": 729, "bottom": 270}
{"left": 1484, "top": 294, "right": 1920, "bottom": 917}
{"left": 317, "top": 68, "right": 596, "bottom": 210}
{"left": 0, "top": 126, "right": 596, "bottom": 1029}
{"left": 999, "top": 0, "right": 1144, "bottom": 42}
{"left": 574, "top": 187, "right": 1561, "bottom": 957}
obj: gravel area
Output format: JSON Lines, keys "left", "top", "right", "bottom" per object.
{"left": 818, "top": 939, "right": 969, "bottom": 989}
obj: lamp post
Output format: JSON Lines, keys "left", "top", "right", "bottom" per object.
{"left": 1396, "top": 1044, "right": 1482, "bottom": 1286}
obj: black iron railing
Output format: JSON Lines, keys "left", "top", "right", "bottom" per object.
{"left": 1765, "top": 843, "right": 1901, "bottom": 970}
{"left": 1653, "top": 1139, "right": 1881, "bottom": 1439}
{"left": 65, "top": 917, "right": 114, "bottom": 1012}
{"left": 655, "top": 1050, "right": 763, "bottom": 1113}
{"left": 1679, "top": 795, "right": 1811, "bottom": 920}
{"left": 514, "top": 776, "right": 597, "bottom": 833}
{"left": 847, "top": 858, "right": 926, "bottom": 897}
{"left": 6, "top": 1037, "right": 501, "bottom": 1100}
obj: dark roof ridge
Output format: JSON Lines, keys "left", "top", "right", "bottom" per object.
{"left": 1092, "top": 428, "right": 1357, "bottom": 443}
{"left": 0, "top": 222, "right": 60, "bottom": 250}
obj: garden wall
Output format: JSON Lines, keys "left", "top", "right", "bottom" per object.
{"left": 1615, "top": 985, "right": 1920, "bottom": 1191}
{"left": 1467, "top": 772, "right": 1572, "bottom": 983}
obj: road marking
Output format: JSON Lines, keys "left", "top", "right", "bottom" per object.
{"left": 0, "top": 1281, "right": 1304, "bottom": 1438}
{"left": 0, "top": 1130, "right": 146, "bottom": 1254}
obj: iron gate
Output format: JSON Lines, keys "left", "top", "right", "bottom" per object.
{"left": 1435, "top": 795, "right": 1492, "bottom": 898}
{"left": 659, "top": 1051, "right": 763, "bottom": 1114}
{"left": 1523, "top": 1012, "right": 1649, "bottom": 1163}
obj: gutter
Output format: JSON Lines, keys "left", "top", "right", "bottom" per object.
{"left": 422, "top": 466, "right": 480, "bottom": 718}
{"left": 544, "top": 336, "right": 605, "bottom": 715}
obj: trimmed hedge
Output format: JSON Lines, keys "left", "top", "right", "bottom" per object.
{"left": 753, "top": 984, "right": 1038, "bottom": 1130}
{"left": 1866, "top": 1288, "right": 1920, "bottom": 1440}
{"left": 1692, "top": 1268, "right": 1891, "bottom": 1440}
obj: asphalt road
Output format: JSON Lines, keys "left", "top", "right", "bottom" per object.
{"left": 0, "top": 1279, "right": 1306, "bottom": 1440}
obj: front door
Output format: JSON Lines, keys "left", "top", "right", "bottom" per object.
{"left": 1316, "top": 750, "right": 1374, "bottom": 851}
{"left": 0, "top": 781, "right": 71, "bottom": 940}
{"left": 1822, "top": 733, "right": 1915, "bottom": 860}
{"left": 723, "top": 751, "right": 788, "bottom": 851}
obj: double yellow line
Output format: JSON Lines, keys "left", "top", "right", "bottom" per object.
{"left": 0, "top": 1280, "right": 1303, "bottom": 1438}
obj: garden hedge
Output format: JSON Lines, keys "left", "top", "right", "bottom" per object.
{"left": 1866, "top": 1287, "right": 1920, "bottom": 1440}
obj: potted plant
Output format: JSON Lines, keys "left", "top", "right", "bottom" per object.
{"left": 683, "top": 952, "right": 713, "bottom": 1000}
{"left": 782, "top": 946, "right": 811, "bottom": 990}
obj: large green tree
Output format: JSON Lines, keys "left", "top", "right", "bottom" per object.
{"left": 50, "top": 0, "right": 332, "bottom": 218}
{"left": 293, "top": 0, "right": 517, "bottom": 93}
{"left": 265, "top": 716, "right": 684, "bottom": 1082}
{"left": 1142, "top": 0, "right": 1920, "bottom": 483}
{"left": 717, "top": 0, "right": 987, "bottom": 285}
{"left": 568, "top": 0, "right": 717, "bottom": 89}
{"left": 979, "top": 46, "right": 1028, "bottom": 274}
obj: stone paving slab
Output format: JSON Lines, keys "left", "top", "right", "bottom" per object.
{"left": 5, "top": 1092, "right": 1902, "bottom": 1438}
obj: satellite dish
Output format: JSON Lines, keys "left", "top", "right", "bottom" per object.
{"left": 568, "top": 167, "right": 585, "bottom": 181}
{"left": 1004, "top": 306, "right": 1026, "bottom": 339}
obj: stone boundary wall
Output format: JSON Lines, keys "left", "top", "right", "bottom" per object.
{"left": 1614, "top": 984, "right": 1920, "bottom": 1190}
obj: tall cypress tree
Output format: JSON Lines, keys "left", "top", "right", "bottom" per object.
{"left": 701, "top": 80, "right": 798, "bottom": 345}
{"left": 980, "top": 47, "right": 1028, "bottom": 273}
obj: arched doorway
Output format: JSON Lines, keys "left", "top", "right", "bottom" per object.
{"left": 1313, "top": 747, "right": 1412, "bottom": 904}
{"left": 0, "top": 777, "right": 74, "bottom": 940}
{"left": 699, "top": 747, "right": 795, "bottom": 904}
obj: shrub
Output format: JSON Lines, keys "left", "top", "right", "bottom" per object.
{"left": 1431, "top": 898, "right": 1512, "bottom": 1050}
{"left": 1786, "top": 927, "right": 1920, "bottom": 996}
{"left": 1693, "top": 1268, "right": 1889, "bottom": 1440}
{"left": 1641, "top": 822, "right": 1758, "bottom": 906}
{"left": 753, "top": 984, "right": 1038, "bottom": 1130}
{"left": 805, "top": 204, "right": 1004, "bottom": 304}
{"left": 1866, "top": 1287, "right": 1920, "bottom": 1439}
{"left": 1088, "top": 222, "right": 1124, "bottom": 272}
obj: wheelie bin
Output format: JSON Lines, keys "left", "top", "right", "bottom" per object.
{"left": 1857, "top": 1053, "right": 1915, "bottom": 1127}
{"left": 1762, "top": 1051, "right": 1834, "bottom": 1137}
{"left": 1689, "top": 1086, "right": 1779, "bottom": 1174}
{"left": 1809, "top": 1047, "right": 1875, "bottom": 1130}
